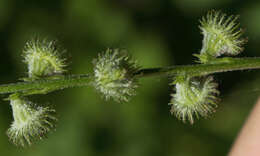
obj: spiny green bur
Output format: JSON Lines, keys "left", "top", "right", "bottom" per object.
{"left": 93, "top": 49, "right": 139, "bottom": 102}
{"left": 170, "top": 76, "right": 219, "bottom": 124}
{"left": 195, "top": 10, "right": 246, "bottom": 63}
{"left": 23, "top": 39, "right": 66, "bottom": 80}
{"left": 7, "top": 94, "right": 56, "bottom": 147}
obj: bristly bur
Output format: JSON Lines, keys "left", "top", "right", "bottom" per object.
{"left": 23, "top": 38, "right": 66, "bottom": 80}
{"left": 7, "top": 94, "right": 57, "bottom": 147}
{"left": 169, "top": 76, "right": 219, "bottom": 124}
{"left": 92, "top": 48, "right": 139, "bottom": 102}
{"left": 195, "top": 10, "right": 247, "bottom": 63}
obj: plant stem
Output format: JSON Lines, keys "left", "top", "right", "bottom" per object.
{"left": 0, "top": 75, "right": 91, "bottom": 94}
{"left": 134, "top": 57, "right": 260, "bottom": 77}
{"left": 1, "top": 57, "right": 260, "bottom": 95}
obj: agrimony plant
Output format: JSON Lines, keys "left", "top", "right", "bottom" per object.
{"left": 0, "top": 10, "right": 260, "bottom": 147}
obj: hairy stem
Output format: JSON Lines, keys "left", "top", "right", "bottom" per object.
{"left": 0, "top": 75, "right": 91, "bottom": 94}
{"left": 1, "top": 57, "right": 260, "bottom": 94}
{"left": 134, "top": 57, "right": 260, "bottom": 77}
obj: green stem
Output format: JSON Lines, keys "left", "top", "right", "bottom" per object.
{"left": 1, "top": 57, "right": 260, "bottom": 95}
{"left": 135, "top": 57, "right": 260, "bottom": 77}
{"left": 0, "top": 75, "right": 91, "bottom": 94}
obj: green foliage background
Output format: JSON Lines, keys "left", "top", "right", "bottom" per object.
{"left": 1, "top": 0, "right": 260, "bottom": 155}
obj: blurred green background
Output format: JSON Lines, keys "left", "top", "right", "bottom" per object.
{"left": 1, "top": 0, "right": 260, "bottom": 155}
